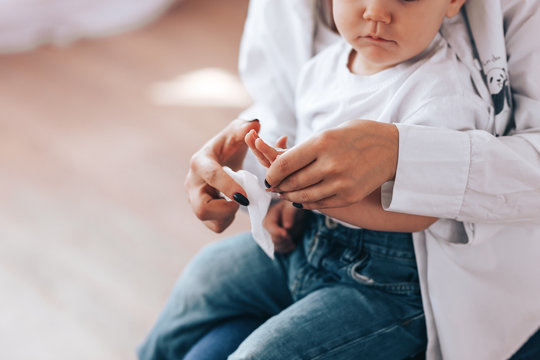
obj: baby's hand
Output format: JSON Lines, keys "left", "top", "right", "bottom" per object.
{"left": 245, "top": 129, "right": 287, "bottom": 168}
{"left": 263, "top": 200, "right": 305, "bottom": 253}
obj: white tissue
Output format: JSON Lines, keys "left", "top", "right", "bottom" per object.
{"left": 222, "top": 166, "right": 274, "bottom": 258}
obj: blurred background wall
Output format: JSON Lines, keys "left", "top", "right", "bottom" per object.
{"left": 0, "top": 0, "right": 251, "bottom": 358}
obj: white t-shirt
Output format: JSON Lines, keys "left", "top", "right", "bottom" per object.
{"left": 295, "top": 33, "right": 491, "bottom": 149}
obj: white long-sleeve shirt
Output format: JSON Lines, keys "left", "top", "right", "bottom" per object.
{"left": 238, "top": 0, "right": 540, "bottom": 359}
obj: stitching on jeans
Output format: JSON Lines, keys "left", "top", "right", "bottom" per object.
{"left": 309, "top": 313, "right": 426, "bottom": 360}
{"left": 348, "top": 262, "right": 420, "bottom": 294}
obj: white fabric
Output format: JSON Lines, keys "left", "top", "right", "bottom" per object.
{"left": 295, "top": 34, "right": 491, "bottom": 145}
{"left": 238, "top": 0, "right": 540, "bottom": 359}
{"left": 388, "top": 2, "right": 540, "bottom": 359}
{"left": 295, "top": 34, "right": 491, "bottom": 230}
{"left": 0, "top": 0, "right": 176, "bottom": 53}
{"left": 222, "top": 167, "right": 273, "bottom": 259}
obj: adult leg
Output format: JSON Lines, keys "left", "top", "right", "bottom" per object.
{"left": 229, "top": 285, "right": 426, "bottom": 360}
{"left": 183, "top": 317, "right": 264, "bottom": 360}
{"left": 137, "top": 233, "right": 293, "bottom": 360}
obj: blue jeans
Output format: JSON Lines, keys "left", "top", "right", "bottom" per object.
{"left": 138, "top": 213, "right": 427, "bottom": 359}
{"left": 184, "top": 322, "right": 540, "bottom": 360}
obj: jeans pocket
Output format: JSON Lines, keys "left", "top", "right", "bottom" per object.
{"left": 348, "top": 252, "right": 420, "bottom": 296}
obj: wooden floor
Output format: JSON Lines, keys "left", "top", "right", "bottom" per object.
{"left": 0, "top": 1, "right": 251, "bottom": 358}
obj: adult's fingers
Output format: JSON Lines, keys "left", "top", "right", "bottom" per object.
{"left": 183, "top": 118, "right": 261, "bottom": 233}
{"left": 219, "top": 118, "right": 261, "bottom": 155}
{"left": 203, "top": 216, "right": 236, "bottom": 234}
{"left": 191, "top": 153, "right": 250, "bottom": 206}
{"left": 199, "top": 118, "right": 261, "bottom": 203}
{"left": 191, "top": 185, "right": 240, "bottom": 220}
{"left": 277, "top": 179, "right": 345, "bottom": 208}
{"left": 268, "top": 159, "right": 325, "bottom": 193}
{"left": 268, "top": 121, "right": 399, "bottom": 209}
{"left": 265, "top": 140, "right": 318, "bottom": 189}
{"left": 186, "top": 181, "right": 240, "bottom": 232}
{"left": 189, "top": 194, "right": 238, "bottom": 233}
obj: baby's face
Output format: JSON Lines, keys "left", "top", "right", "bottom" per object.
{"left": 333, "top": 0, "right": 464, "bottom": 74}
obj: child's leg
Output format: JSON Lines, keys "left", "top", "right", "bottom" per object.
{"left": 137, "top": 233, "right": 293, "bottom": 360}
{"left": 228, "top": 214, "right": 426, "bottom": 360}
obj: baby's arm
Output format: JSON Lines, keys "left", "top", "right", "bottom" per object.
{"left": 322, "top": 189, "right": 437, "bottom": 232}
{"left": 246, "top": 130, "right": 437, "bottom": 232}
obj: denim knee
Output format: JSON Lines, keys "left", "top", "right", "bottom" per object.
{"left": 138, "top": 232, "right": 290, "bottom": 360}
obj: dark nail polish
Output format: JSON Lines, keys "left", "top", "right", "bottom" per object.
{"left": 264, "top": 179, "right": 271, "bottom": 188}
{"left": 233, "top": 193, "right": 250, "bottom": 206}
{"left": 248, "top": 118, "right": 259, "bottom": 123}
{"left": 292, "top": 202, "right": 303, "bottom": 209}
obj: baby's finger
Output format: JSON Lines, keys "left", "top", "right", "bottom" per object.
{"left": 275, "top": 135, "right": 288, "bottom": 149}
{"left": 280, "top": 202, "right": 298, "bottom": 230}
{"left": 265, "top": 222, "right": 289, "bottom": 238}
{"left": 263, "top": 210, "right": 289, "bottom": 238}
{"left": 255, "top": 137, "right": 280, "bottom": 163}
{"left": 245, "top": 130, "right": 271, "bottom": 168}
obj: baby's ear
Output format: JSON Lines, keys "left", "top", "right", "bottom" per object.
{"left": 445, "top": 0, "right": 466, "bottom": 18}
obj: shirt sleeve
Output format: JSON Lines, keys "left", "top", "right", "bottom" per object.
{"left": 237, "top": 0, "right": 316, "bottom": 178}
{"left": 382, "top": 1, "right": 540, "bottom": 225}
{"left": 238, "top": 0, "right": 315, "bottom": 149}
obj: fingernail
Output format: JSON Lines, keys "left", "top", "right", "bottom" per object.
{"left": 248, "top": 118, "right": 259, "bottom": 123}
{"left": 233, "top": 193, "right": 250, "bottom": 206}
{"left": 264, "top": 179, "right": 271, "bottom": 188}
{"left": 292, "top": 202, "right": 303, "bottom": 209}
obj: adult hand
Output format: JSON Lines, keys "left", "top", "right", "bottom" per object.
{"left": 265, "top": 120, "right": 399, "bottom": 210}
{"left": 263, "top": 200, "right": 306, "bottom": 253}
{"left": 185, "top": 119, "right": 260, "bottom": 233}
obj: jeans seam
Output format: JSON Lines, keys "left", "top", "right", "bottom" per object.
{"left": 309, "top": 313, "right": 425, "bottom": 360}
{"left": 363, "top": 248, "right": 416, "bottom": 261}
{"left": 348, "top": 263, "right": 420, "bottom": 295}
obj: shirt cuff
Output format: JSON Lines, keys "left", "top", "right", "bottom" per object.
{"left": 382, "top": 124, "right": 471, "bottom": 219}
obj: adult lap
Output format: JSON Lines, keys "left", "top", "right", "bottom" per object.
{"left": 230, "top": 286, "right": 426, "bottom": 360}
{"left": 178, "top": 233, "right": 293, "bottom": 319}
{"left": 138, "top": 233, "right": 293, "bottom": 359}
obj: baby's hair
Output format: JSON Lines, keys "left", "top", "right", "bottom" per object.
{"left": 317, "top": 0, "right": 338, "bottom": 33}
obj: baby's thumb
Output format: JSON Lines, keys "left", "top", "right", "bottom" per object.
{"left": 275, "top": 135, "right": 288, "bottom": 149}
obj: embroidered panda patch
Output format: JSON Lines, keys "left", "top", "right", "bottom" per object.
{"left": 486, "top": 67, "right": 509, "bottom": 115}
